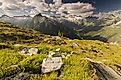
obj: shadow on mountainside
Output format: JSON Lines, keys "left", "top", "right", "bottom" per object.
{"left": 24, "top": 16, "right": 80, "bottom": 39}
{"left": 0, "top": 15, "right": 108, "bottom": 41}
{"left": 78, "top": 25, "right": 108, "bottom": 42}
{"left": 60, "top": 19, "right": 109, "bottom": 42}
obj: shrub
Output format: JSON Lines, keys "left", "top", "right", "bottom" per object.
{"left": 19, "top": 54, "right": 47, "bottom": 73}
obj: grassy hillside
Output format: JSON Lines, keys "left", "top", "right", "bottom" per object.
{"left": 74, "top": 13, "right": 121, "bottom": 45}
{"left": 82, "top": 22, "right": 121, "bottom": 45}
{"left": 2, "top": 14, "right": 121, "bottom": 45}
{"left": 0, "top": 22, "right": 53, "bottom": 45}
{"left": 0, "top": 22, "right": 121, "bottom": 80}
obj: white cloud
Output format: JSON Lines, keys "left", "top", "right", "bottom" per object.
{"left": 0, "top": 8, "right": 4, "bottom": 16}
{"left": 0, "top": 0, "right": 39, "bottom": 16}
{"left": 0, "top": 0, "right": 95, "bottom": 17}
{"left": 62, "top": 2, "right": 94, "bottom": 13}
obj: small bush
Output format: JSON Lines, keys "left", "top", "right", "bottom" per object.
{"left": 19, "top": 54, "right": 47, "bottom": 73}
{"left": 0, "top": 49, "right": 24, "bottom": 78}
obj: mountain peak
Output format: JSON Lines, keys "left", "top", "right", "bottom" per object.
{"left": 34, "top": 13, "right": 43, "bottom": 17}
{"left": 0, "top": 15, "right": 10, "bottom": 18}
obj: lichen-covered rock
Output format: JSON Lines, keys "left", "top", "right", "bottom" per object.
{"left": 20, "top": 47, "right": 39, "bottom": 56}
{"left": 41, "top": 57, "right": 63, "bottom": 73}
{"left": 71, "top": 42, "right": 79, "bottom": 48}
{"left": 86, "top": 58, "right": 121, "bottom": 80}
{"left": 28, "top": 48, "right": 39, "bottom": 55}
{"left": 48, "top": 51, "right": 56, "bottom": 58}
{"left": 55, "top": 48, "right": 60, "bottom": 52}
{"left": 48, "top": 51, "right": 61, "bottom": 58}
{"left": 14, "top": 44, "right": 22, "bottom": 47}
{"left": 20, "top": 47, "right": 28, "bottom": 55}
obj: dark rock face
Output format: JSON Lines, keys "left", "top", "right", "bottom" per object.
{"left": 86, "top": 58, "right": 121, "bottom": 80}
{"left": 34, "top": 13, "right": 43, "bottom": 17}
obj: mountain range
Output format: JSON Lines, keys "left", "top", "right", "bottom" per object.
{"left": 0, "top": 14, "right": 80, "bottom": 39}
{"left": 1, "top": 11, "right": 121, "bottom": 45}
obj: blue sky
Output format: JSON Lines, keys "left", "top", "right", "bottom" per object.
{"left": 62, "top": 0, "right": 121, "bottom": 12}
{"left": 93, "top": 0, "right": 121, "bottom": 12}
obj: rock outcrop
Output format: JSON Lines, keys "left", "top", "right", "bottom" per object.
{"left": 20, "top": 47, "right": 39, "bottom": 56}
{"left": 86, "top": 58, "right": 121, "bottom": 80}
{"left": 41, "top": 57, "right": 63, "bottom": 73}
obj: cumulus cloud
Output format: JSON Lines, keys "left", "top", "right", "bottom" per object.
{"left": 0, "top": 0, "right": 95, "bottom": 17}
{"left": 0, "top": 0, "right": 38, "bottom": 16}
{"left": 58, "top": 2, "right": 95, "bottom": 17}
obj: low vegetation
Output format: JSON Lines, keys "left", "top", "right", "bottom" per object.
{"left": 0, "top": 22, "right": 121, "bottom": 80}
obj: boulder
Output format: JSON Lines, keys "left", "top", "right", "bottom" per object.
{"left": 86, "top": 58, "right": 121, "bottom": 80}
{"left": 48, "top": 51, "right": 56, "bottom": 58}
{"left": 41, "top": 57, "right": 63, "bottom": 73}
{"left": 28, "top": 48, "right": 39, "bottom": 55}
{"left": 43, "top": 38, "right": 50, "bottom": 42}
{"left": 14, "top": 44, "right": 22, "bottom": 47}
{"left": 55, "top": 48, "right": 60, "bottom": 52}
{"left": 71, "top": 42, "right": 79, "bottom": 48}
{"left": 55, "top": 36, "right": 62, "bottom": 40}
{"left": 20, "top": 47, "right": 39, "bottom": 56}
{"left": 20, "top": 47, "right": 28, "bottom": 54}
{"left": 48, "top": 51, "right": 61, "bottom": 58}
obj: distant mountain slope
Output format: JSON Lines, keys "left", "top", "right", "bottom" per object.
{"left": 0, "top": 22, "right": 48, "bottom": 44}
{"left": 78, "top": 11, "right": 121, "bottom": 45}
{"left": 83, "top": 23, "right": 121, "bottom": 45}
{"left": 0, "top": 14, "right": 79, "bottom": 39}
{"left": 24, "top": 15, "right": 79, "bottom": 39}
{"left": 1, "top": 11, "right": 121, "bottom": 45}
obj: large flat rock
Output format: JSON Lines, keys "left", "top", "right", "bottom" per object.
{"left": 42, "top": 57, "right": 63, "bottom": 73}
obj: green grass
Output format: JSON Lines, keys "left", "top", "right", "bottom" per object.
{"left": 0, "top": 49, "right": 24, "bottom": 78}
{"left": 1, "top": 22, "right": 121, "bottom": 79}
{"left": 1, "top": 39, "right": 121, "bottom": 79}
{"left": 61, "top": 55, "right": 94, "bottom": 80}
{"left": 85, "top": 23, "right": 121, "bottom": 45}
{"left": 0, "top": 22, "right": 46, "bottom": 45}
{"left": 19, "top": 54, "right": 47, "bottom": 73}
